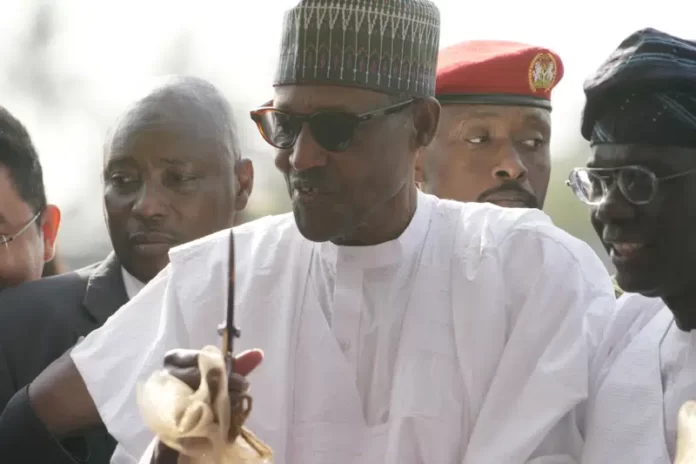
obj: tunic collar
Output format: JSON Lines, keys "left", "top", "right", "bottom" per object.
{"left": 316, "top": 190, "right": 435, "bottom": 269}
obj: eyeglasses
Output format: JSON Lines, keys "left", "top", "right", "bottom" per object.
{"left": 249, "top": 99, "right": 415, "bottom": 152}
{"left": 566, "top": 165, "right": 696, "bottom": 206}
{"left": 0, "top": 209, "right": 42, "bottom": 246}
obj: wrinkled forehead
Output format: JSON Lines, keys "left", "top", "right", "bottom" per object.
{"left": 105, "top": 102, "right": 233, "bottom": 162}
{"left": 272, "top": 84, "right": 392, "bottom": 113}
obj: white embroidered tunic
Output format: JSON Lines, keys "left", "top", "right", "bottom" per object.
{"left": 71, "top": 192, "right": 614, "bottom": 464}
{"left": 583, "top": 292, "right": 696, "bottom": 463}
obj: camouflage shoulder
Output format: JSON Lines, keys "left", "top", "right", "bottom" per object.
{"left": 612, "top": 275, "right": 624, "bottom": 298}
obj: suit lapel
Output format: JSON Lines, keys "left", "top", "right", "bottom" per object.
{"left": 82, "top": 252, "right": 129, "bottom": 326}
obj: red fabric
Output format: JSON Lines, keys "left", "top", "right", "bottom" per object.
{"left": 436, "top": 40, "right": 564, "bottom": 101}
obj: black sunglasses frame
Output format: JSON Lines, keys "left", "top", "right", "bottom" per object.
{"left": 249, "top": 99, "right": 415, "bottom": 152}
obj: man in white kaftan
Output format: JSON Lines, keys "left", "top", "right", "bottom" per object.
{"left": 73, "top": 193, "right": 613, "bottom": 464}
{"left": 565, "top": 28, "right": 696, "bottom": 463}
{"left": 65, "top": 1, "right": 614, "bottom": 463}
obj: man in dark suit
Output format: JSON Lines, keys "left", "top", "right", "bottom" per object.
{"left": 0, "top": 256, "right": 129, "bottom": 462}
{"left": 0, "top": 75, "right": 254, "bottom": 463}
{"left": 0, "top": 105, "right": 61, "bottom": 291}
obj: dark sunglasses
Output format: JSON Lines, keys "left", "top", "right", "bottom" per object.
{"left": 249, "top": 99, "right": 414, "bottom": 152}
{"left": 567, "top": 165, "right": 696, "bottom": 206}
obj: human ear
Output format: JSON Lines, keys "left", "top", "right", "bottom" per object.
{"left": 234, "top": 159, "right": 254, "bottom": 211}
{"left": 40, "top": 204, "right": 61, "bottom": 262}
{"left": 411, "top": 97, "right": 441, "bottom": 150}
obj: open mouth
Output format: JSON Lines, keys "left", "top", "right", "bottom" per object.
{"left": 609, "top": 242, "right": 652, "bottom": 263}
{"left": 291, "top": 183, "right": 335, "bottom": 203}
{"left": 294, "top": 186, "right": 320, "bottom": 195}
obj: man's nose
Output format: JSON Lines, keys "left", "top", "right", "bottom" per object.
{"left": 289, "top": 124, "right": 328, "bottom": 172}
{"left": 595, "top": 182, "right": 635, "bottom": 223}
{"left": 132, "top": 183, "right": 169, "bottom": 220}
{"left": 492, "top": 145, "right": 527, "bottom": 182}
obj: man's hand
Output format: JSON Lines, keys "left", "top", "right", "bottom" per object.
{"left": 150, "top": 349, "right": 263, "bottom": 464}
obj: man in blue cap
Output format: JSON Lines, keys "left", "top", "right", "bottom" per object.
{"left": 567, "top": 28, "right": 696, "bottom": 463}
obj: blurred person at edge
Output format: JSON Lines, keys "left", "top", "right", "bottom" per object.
{"left": 0, "top": 75, "right": 254, "bottom": 464}
{"left": 0, "top": 105, "right": 60, "bottom": 290}
{"left": 567, "top": 29, "right": 696, "bottom": 463}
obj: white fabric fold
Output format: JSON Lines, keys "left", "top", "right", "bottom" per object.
{"left": 137, "top": 345, "right": 272, "bottom": 464}
{"left": 676, "top": 401, "right": 696, "bottom": 464}
{"left": 72, "top": 193, "right": 616, "bottom": 464}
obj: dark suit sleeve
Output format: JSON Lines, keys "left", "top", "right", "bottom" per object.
{"left": 0, "top": 343, "right": 15, "bottom": 411}
{"left": 0, "top": 386, "right": 88, "bottom": 463}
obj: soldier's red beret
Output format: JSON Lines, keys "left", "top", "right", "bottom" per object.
{"left": 436, "top": 40, "right": 564, "bottom": 111}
